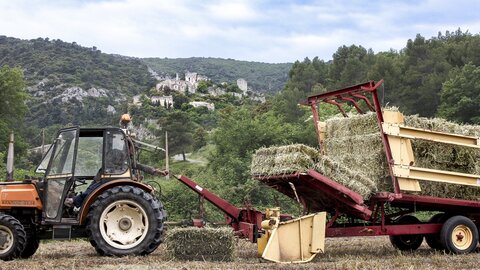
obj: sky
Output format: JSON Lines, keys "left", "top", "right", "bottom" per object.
{"left": 0, "top": 0, "right": 479, "bottom": 63}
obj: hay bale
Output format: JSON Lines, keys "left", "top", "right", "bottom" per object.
{"left": 325, "top": 113, "right": 379, "bottom": 138}
{"left": 166, "top": 227, "right": 235, "bottom": 261}
{"left": 250, "top": 147, "right": 277, "bottom": 176}
{"left": 251, "top": 144, "right": 319, "bottom": 176}
{"left": 324, "top": 134, "right": 388, "bottom": 180}
{"left": 314, "top": 155, "right": 378, "bottom": 198}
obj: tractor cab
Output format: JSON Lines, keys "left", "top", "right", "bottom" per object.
{"left": 36, "top": 127, "right": 134, "bottom": 223}
{"left": 0, "top": 120, "right": 165, "bottom": 261}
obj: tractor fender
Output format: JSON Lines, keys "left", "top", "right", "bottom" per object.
{"left": 78, "top": 179, "right": 154, "bottom": 225}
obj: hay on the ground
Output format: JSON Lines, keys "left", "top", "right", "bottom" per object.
{"left": 166, "top": 227, "right": 235, "bottom": 261}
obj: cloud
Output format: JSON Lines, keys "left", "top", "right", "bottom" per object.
{"left": 0, "top": 0, "right": 479, "bottom": 63}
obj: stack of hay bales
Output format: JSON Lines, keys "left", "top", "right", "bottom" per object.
{"left": 251, "top": 144, "right": 377, "bottom": 198}
{"left": 251, "top": 109, "right": 480, "bottom": 201}
{"left": 404, "top": 114, "right": 480, "bottom": 199}
{"left": 323, "top": 110, "right": 480, "bottom": 200}
{"left": 324, "top": 113, "right": 391, "bottom": 192}
{"left": 166, "top": 227, "right": 235, "bottom": 261}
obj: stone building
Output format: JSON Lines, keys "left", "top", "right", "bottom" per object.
{"left": 156, "top": 71, "right": 210, "bottom": 94}
{"left": 189, "top": 101, "right": 215, "bottom": 111}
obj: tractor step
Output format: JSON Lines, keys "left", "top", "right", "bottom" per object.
{"left": 52, "top": 225, "right": 72, "bottom": 240}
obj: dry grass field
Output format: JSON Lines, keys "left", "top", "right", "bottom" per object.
{"left": 2, "top": 236, "right": 480, "bottom": 270}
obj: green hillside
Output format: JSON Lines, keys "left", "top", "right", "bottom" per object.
{"left": 0, "top": 36, "right": 156, "bottom": 127}
{"left": 0, "top": 36, "right": 154, "bottom": 94}
{"left": 143, "top": 57, "right": 292, "bottom": 94}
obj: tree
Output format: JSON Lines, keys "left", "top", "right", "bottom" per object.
{"left": 172, "top": 92, "right": 189, "bottom": 110}
{"left": 0, "top": 66, "right": 29, "bottom": 157}
{"left": 197, "top": 80, "right": 210, "bottom": 94}
{"left": 192, "top": 127, "right": 207, "bottom": 151}
{"left": 0, "top": 66, "right": 28, "bottom": 125}
{"left": 438, "top": 63, "right": 480, "bottom": 123}
{"left": 160, "top": 111, "right": 194, "bottom": 161}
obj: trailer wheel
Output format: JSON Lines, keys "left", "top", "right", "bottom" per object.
{"left": 389, "top": 215, "right": 423, "bottom": 251}
{"left": 425, "top": 213, "right": 445, "bottom": 250}
{"left": 87, "top": 186, "right": 166, "bottom": 256}
{"left": 0, "top": 214, "right": 27, "bottom": 261}
{"left": 440, "top": 215, "right": 478, "bottom": 254}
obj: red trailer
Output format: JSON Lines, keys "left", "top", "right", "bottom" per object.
{"left": 172, "top": 80, "right": 480, "bottom": 263}
{"left": 256, "top": 80, "right": 480, "bottom": 256}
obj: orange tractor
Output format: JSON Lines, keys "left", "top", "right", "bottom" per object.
{"left": 0, "top": 126, "right": 166, "bottom": 260}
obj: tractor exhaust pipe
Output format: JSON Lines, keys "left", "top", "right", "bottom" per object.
{"left": 5, "top": 133, "right": 14, "bottom": 181}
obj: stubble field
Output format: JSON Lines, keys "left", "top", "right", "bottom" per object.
{"left": 2, "top": 236, "right": 480, "bottom": 270}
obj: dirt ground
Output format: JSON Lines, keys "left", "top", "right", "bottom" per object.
{"left": 2, "top": 236, "right": 480, "bottom": 270}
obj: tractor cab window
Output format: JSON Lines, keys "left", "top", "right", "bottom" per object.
{"left": 35, "top": 144, "right": 53, "bottom": 174}
{"left": 45, "top": 129, "right": 78, "bottom": 220}
{"left": 75, "top": 135, "right": 103, "bottom": 177}
{"left": 104, "top": 130, "right": 129, "bottom": 175}
{"left": 49, "top": 130, "right": 77, "bottom": 175}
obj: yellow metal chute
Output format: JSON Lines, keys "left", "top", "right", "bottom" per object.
{"left": 258, "top": 208, "right": 326, "bottom": 263}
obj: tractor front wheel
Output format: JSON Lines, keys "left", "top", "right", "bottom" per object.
{"left": 87, "top": 186, "right": 166, "bottom": 256}
{"left": 20, "top": 235, "right": 40, "bottom": 259}
{"left": 0, "top": 214, "right": 27, "bottom": 261}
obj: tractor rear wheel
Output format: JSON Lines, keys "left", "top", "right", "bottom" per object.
{"left": 389, "top": 215, "right": 424, "bottom": 251}
{"left": 0, "top": 214, "right": 27, "bottom": 261}
{"left": 440, "top": 215, "right": 478, "bottom": 254}
{"left": 87, "top": 186, "right": 166, "bottom": 256}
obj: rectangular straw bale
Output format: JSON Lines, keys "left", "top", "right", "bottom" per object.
{"left": 325, "top": 112, "right": 379, "bottom": 138}
{"left": 166, "top": 227, "right": 235, "bottom": 261}
{"left": 415, "top": 180, "right": 480, "bottom": 200}
{"left": 405, "top": 115, "right": 480, "bottom": 136}
{"left": 324, "top": 133, "right": 391, "bottom": 191}
{"left": 250, "top": 147, "right": 277, "bottom": 176}
{"left": 272, "top": 152, "right": 315, "bottom": 175}
{"left": 251, "top": 144, "right": 319, "bottom": 177}
{"left": 314, "top": 155, "right": 377, "bottom": 198}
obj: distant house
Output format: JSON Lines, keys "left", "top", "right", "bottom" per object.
{"left": 189, "top": 101, "right": 215, "bottom": 111}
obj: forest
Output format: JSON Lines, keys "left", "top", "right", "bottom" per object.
{"left": 1, "top": 29, "right": 480, "bottom": 220}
